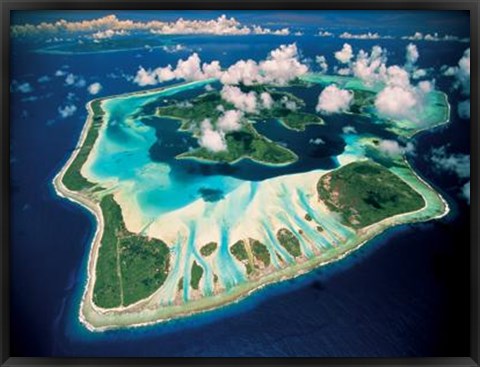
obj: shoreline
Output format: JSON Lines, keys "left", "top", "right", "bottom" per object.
{"left": 79, "top": 180, "right": 450, "bottom": 332}
{"left": 52, "top": 99, "right": 108, "bottom": 329}
{"left": 53, "top": 76, "right": 452, "bottom": 332}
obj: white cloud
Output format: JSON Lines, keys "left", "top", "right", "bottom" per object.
{"left": 92, "top": 29, "right": 128, "bottom": 40}
{"left": 220, "top": 85, "right": 257, "bottom": 113}
{"left": 405, "top": 43, "right": 419, "bottom": 66}
{"left": 287, "top": 102, "right": 297, "bottom": 111}
{"left": 387, "top": 65, "right": 420, "bottom": 88}
{"left": 260, "top": 92, "right": 274, "bottom": 109}
{"left": 412, "top": 68, "right": 427, "bottom": 79}
{"left": 64, "top": 73, "right": 86, "bottom": 88}
{"left": 316, "top": 84, "right": 353, "bottom": 114}
{"left": 337, "top": 67, "right": 351, "bottom": 76}
{"left": 374, "top": 66, "right": 434, "bottom": 122}
{"left": 88, "top": 82, "right": 102, "bottom": 95}
{"left": 219, "top": 59, "right": 261, "bottom": 86}
{"left": 76, "top": 78, "right": 86, "bottom": 88}
{"left": 66, "top": 92, "right": 76, "bottom": 101}
{"left": 23, "top": 92, "right": 52, "bottom": 103}
{"left": 194, "top": 108, "right": 248, "bottom": 152}
{"left": 441, "top": 48, "right": 470, "bottom": 97}
{"left": 417, "top": 80, "right": 434, "bottom": 94}
{"left": 402, "top": 32, "right": 423, "bottom": 41}
{"left": 316, "top": 55, "right": 328, "bottom": 74}
{"left": 457, "top": 48, "right": 470, "bottom": 95}
{"left": 21, "top": 96, "right": 39, "bottom": 103}
{"left": 342, "top": 125, "right": 357, "bottom": 134}
{"left": 339, "top": 32, "right": 392, "bottom": 40}
{"left": 15, "top": 82, "right": 33, "bottom": 93}
{"left": 155, "top": 66, "right": 177, "bottom": 83}
{"left": 309, "top": 137, "right": 325, "bottom": 145}
{"left": 246, "top": 25, "right": 290, "bottom": 36}
{"left": 429, "top": 145, "right": 471, "bottom": 204}
{"left": 45, "top": 37, "right": 64, "bottom": 43}
{"left": 329, "top": 43, "right": 434, "bottom": 122}
{"left": 282, "top": 97, "right": 298, "bottom": 111}
{"left": 375, "top": 86, "right": 417, "bottom": 120}
{"left": 65, "top": 73, "right": 76, "bottom": 85}
{"left": 161, "top": 44, "right": 186, "bottom": 53}
{"left": 55, "top": 69, "right": 67, "bottom": 77}
{"left": 404, "top": 142, "right": 416, "bottom": 155}
{"left": 461, "top": 181, "right": 470, "bottom": 204}
{"left": 401, "top": 32, "right": 469, "bottom": 43}
{"left": 92, "top": 29, "right": 114, "bottom": 40}
{"left": 334, "top": 43, "right": 354, "bottom": 64}
{"left": 133, "top": 66, "right": 159, "bottom": 86}
{"left": 457, "top": 99, "right": 470, "bottom": 119}
{"left": 442, "top": 65, "right": 456, "bottom": 76}
{"left": 134, "top": 43, "right": 308, "bottom": 87}
{"left": 346, "top": 44, "right": 424, "bottom": 96}
{"left": 176, "top": 101, "right": 193, "bottom": 108}
{"left": 318, "top": 31, "right": 333, "bottom": 37}
{"left": 350, "top": 46, "right": 388, "bottom": 86}
{"left": 273, "top": 28, "right": 290, "bottom": 36}
{"left": 377, "top": 139, "right": 414, "bottom": 157}
{"left": 12, "top": 14, "right": 291, "bottom": 37}
{"left": 198, "top": 119, "right": 227, "bottom": 152}
{"left": 150, "top": 15, "right": 252, "bottom": 36}
{"left": 430, "top": 146, "right": 470, "bottom": 179}
{"left": 216, "top": 110, "right": 244, "bottom": 132}
{"left": 253, "top": 43, "right": 308, "bottom": 85}
{"left": 58, "top": 104, "right": 77, "bottom": 118}
{"left": 177, "top": 53, "right": 216, "bottom": 81}
{"left": 378, "top": 140, "right": 403, "bottom": 156}
{"left": 37, "top": 75, "right": 51, "bottom": 83}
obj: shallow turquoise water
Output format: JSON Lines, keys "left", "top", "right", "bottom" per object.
{"left": 87, "top": 80, "right": 244, "bottom": 217}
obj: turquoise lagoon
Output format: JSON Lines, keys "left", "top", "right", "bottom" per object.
{"left": 84, "top": 80, "right": 245, "bottom": 218}
{"left": 74, "top": 75, "right": 450, "bottom": 329}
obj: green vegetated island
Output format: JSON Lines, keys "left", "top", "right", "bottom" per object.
{"left": 133, "top": 83, "right": 324, "bottom": 165}
{"left": 53, "top": 73, "right": 450, "bottom": 331}
{"left": 37, "top": 36, "right": 177, "bottom": 55}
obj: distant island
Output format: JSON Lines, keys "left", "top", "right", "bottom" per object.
{"left": 53, "top": 74, "right": 450, "bottom": 331}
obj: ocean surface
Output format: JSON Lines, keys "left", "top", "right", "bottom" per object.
{"left": 10, "top": 14, "right": 470, "bottom": 357}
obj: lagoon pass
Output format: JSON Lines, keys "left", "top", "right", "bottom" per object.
{"left": 54, "top": 73, "right": 450, "bottom": 331}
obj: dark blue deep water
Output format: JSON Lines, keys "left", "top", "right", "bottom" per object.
{"left": 10, "top": 11, "right": 470, "bottom": 357}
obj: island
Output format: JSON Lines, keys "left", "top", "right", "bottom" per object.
{"left": 53, "top": 74, "right": 450, "bottom": 331}
{"left": 132, "top": 85, "right": 323, "bottom": 165}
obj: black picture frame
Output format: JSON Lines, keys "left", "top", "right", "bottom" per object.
{"left": 1, "top": 1, "right": 478, "bottom": 366}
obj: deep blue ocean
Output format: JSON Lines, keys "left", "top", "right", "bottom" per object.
{"left": 10, "top": 11, "right": 470, "bottom": 357}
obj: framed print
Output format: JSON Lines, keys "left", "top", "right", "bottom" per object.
{"left": 1, "top": 0, "right": 479, "bottom": 366}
